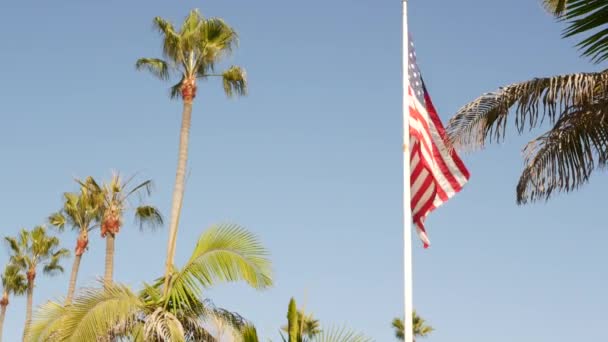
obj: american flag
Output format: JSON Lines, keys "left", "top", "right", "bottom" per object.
{"left": 406, "top": 38, "right": 470, "bottom": 248}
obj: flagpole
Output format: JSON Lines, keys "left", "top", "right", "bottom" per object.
{"left": 402, "top": 1, "right": 414, "bottom": 342}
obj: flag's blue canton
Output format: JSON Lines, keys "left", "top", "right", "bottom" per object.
{"left": 407, "top": 38, "right": 425, "bottom": 106}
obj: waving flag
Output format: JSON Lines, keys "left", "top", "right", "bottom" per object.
{"left": 406, "top": 38, "right": 470, "bottom": 248}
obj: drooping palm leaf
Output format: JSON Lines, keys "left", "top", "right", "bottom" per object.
{"left": 135, "top": 205, "right": 164, "bottom": 231}
{"left": 447, "top": 70, "right": 608, "bottom": 203}
{"left": 447, "top": 70, "right": 608, "bottom": 151}
{"left": 136, "top": 58, "right": 171, "bottom": 81}
{"left": 222, "top": 66, "right": 248, "bottom": 97}
{"left": 517, "top": 101, "right": 608, "bottom": 203}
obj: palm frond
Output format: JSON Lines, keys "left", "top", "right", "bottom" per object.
{"left": 195, "top": 17, "right": 238, "bottom": 73}
{"left": 5, "top": 236, "right": 21, "bottom": 256}
{"left": 222, "top": 66, "right": 248, "bottom": 97}
{"left": 517, "top": 102, "right": 608, "bottom": 203}
{"left": 126, "top": 179, "right": 154, "bottom": 198}
{"left": 56, "top": 284, "right": 144, "bottom": 341}
{"left": 144, "top": 307, "right": 186, "bottom": 342}
{"left": 558, "top": 0, "right": 608, "bottom": 63}
{"left": 153, "top": 16, "right": 185, "bottom": 66}
{"left": 313, "top": 326, "right": 372, "bottom": 342}
{"left": 173, "top": 223, "right": 272, "bottom": 291}
{"left": 26, "top": 300, "right": 67, "bottom": 341}
{"left": 136, "top": 58, "right": 171, "bottom": 80}
{"left": 170, "top": 76, "right": 185, "bottom": 99}
{"left": 48, "top": 212, "right": 68, "bottom": 232}
{"left": 241, "top": 324, "right": 259, "bottom": 342}
{"left": 135, "top": 206, "right": 164, "bottom": 231}
{"left": 447, "top": 70, "right": 608, "bottom": 151}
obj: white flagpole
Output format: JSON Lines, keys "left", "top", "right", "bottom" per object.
{"left": 402, "top": 1, "right": 414, "bottom": 342}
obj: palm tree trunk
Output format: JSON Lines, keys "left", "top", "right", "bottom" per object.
{"left": 66, "top": 253, "right": 82, "bottom": 304}
{"left": 163, "top": 99, "right": 193, "bottom": 292}
{"left": 0, "top": 292, "right": 7, "bottom": 342}
{"left": 104, "top": 234, "right": 115, "bottom": 288}
{"left": 23, "top": 278, "right": 33, "bottom": 341}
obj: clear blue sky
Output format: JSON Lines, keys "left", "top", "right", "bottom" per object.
{"left": 0, "top": 0, "right": 606, "bottom": 341}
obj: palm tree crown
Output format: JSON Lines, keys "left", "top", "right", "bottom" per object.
{"left": 1, "top": 264, "right": 27, "bottom": 301}
{"left": 136, "top": 8, "right": 247, "bottom": 102}
{"left": 80, "top": 173, "right": 163, "bottom": 286}
{"left": 392, "top": 311, "right": 434, "bottom": 341}
{"left": 6, "top": 226, "right": 70, "bottom": 281}
{"left": 49, "top": 180, "right": 102, "bottom": 256}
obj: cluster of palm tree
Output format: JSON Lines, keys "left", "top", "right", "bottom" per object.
{"left": 0, "top": 8, "right": 372, "bottom": 342}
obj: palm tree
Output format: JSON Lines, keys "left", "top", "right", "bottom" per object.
{"left": 5, "top": 226, "right": 69, "bottom": 339}
{"left": 278, "top": 297, "right": 370, "bottom": 342}
{"left": 446, "top": 1, "right": 608, "bottom": 204}
{"left": 27, "top": 223, "right": 272, "bottom": 341}
{"left": 280, "top": 304, "right": 321, "bottom": 340}
{"left": 392, "top": 311, "right": 433, "bottom": 341}
{"left": 48, "top": 179, "right": 103, "bottom": 304}
{"left": 0, "top": 264, "right": 27, "bottom": 342}
{"left": 81, "top": 173, "right": 163, "bottom": 287}
{"left": 135, "top": 9, "right": 248, "bottom": 292}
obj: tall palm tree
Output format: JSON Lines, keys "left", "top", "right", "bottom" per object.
{"left": 5, "top": 226, "right": 69, "bottom": 339}
{"left": 0, "top": 263, "right": 27, "bottom": 342}
{"left": 81, "top": 173, "right": 163, "bottom": 287}
{"left": 446, "top": 1, "right": 608, "bottom": 204}
{"left": 392, "top": 311, "right": 434, "bottom": 341}
{"left": 27, "top": 223, "right": 272, "bottom": 341}
{"left": 48, "top": 179, "right": 103, "bottom": 304}
{"left": 135, "top": 9, "right": 248, "bottom": 292}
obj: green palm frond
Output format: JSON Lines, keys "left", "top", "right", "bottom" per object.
{"left": 153, "top": 16, "right": 184, "bottom": 65}
{"left": 135, "top": 206, "right": 164, "bottom": 231}
{"left": 26, "top": 300, "right": 67, "bottom": 341}
{"left": 196, "top": 17, "right": 238, "bottom": 73}
{"left": 241, "top": 324, "right": 259, "bottom": 342}
{"left": 312, "top": 326, "right": 372, "bottom": 342}
{"left": 48, "top": 212, "right": 68, "bottom": 231}
{"left": 167, "top": 223, "right": 272, "bottom": 306}
{"left": 517, "top": 102, "right": 608, "bottom": 203}
{"left": 5, "top": 236, "right": 21, "bottom": 256}
{"left": 55, "top": 284, "right": 144, "bottom": 341}
{"left": 136, "top": 58, "right": 171, "bottom": 80}
{"left": 222, "top": 66, "right": 247, "bottom": 97}
{"left": 447, "top": 70, "right": 608, "bottom": 151}
{"left": 555, "top": 0, "right": 608, "bottom": 63}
